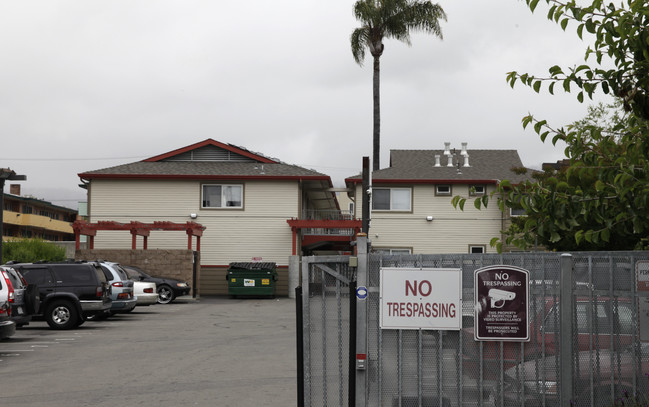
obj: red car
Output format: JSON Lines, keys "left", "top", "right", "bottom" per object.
{"left": 500, "top": 343, "right": 649, "bottom": 406}
{"left": 462, "top": 296, "right": 634, "bottom": 380}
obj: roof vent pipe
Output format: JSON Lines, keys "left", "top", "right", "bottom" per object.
{"left": 447, "top": 154, "right": 454, "bottom": 167}
{"left": 434, "top": 154, "right": 441, "bottom": 167}
{"left": 463, "top": 154, "right": 470, "bottom": 167}
{"left": 461, "top": 142, "right": 468, "bottom": 156}
{"left": 444, "top": 142, "right": 451, "bottom": 156}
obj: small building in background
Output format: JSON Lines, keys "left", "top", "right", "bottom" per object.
{"left": 2, "top": 184, "right": 78, "bottom": 242}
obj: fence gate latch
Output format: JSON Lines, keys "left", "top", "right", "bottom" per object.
{"left": 356, "top": 353, "right": 367, "bottom": 370}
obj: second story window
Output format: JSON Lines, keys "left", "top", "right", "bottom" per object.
{"left": 202, "top": 184, "right": 243, "bottom": 208}
{"left": 372, "top": 188, "right": 411, "bottom": 211}
{"left": 435, "top": 185, "right": 452, "bottom": 196}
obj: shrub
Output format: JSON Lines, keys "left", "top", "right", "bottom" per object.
{"left": 2, "top": 239, "right": 66, "bottom": 263}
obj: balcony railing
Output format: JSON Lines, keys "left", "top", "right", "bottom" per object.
{"left": 300, "top": 210, "right": 357, "bottom": 236}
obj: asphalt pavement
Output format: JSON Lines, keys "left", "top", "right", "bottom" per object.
{"left": 0, "top": 296, "right": 298, "bottom": 407}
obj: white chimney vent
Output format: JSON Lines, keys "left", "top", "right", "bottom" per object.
{"left": 434, "top": 154, "right": 441, "bottom": 167}
{"left": 461, "top": 142, "right": 468, "bottom": 156}
{"left": 447, "top": 154, "right": 454, "bottom": 167}
{"left": 443, "top": 142, "right": 451, "bottom": 156}
{"left": 463, "top": 154, "right": 470, "bottom": 167}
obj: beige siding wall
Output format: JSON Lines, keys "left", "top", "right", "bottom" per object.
{"left": 88, "top": 179, "right": 299, "bottom": 266}
{"left": 356, "top": 184, "right": 504, "bottom": 254}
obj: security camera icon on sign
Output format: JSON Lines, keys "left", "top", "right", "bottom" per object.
{"left": 488, "top": 288, "right": 516, "bottom": 309}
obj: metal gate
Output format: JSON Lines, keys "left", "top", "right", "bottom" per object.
{"left": 300, "top": 237, "right": 649, "bottom": 407}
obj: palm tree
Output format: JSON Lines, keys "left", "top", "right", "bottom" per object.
{"left": 351, "top": 0, "right": 446, "bottom": 171}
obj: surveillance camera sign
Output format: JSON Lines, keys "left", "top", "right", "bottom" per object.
{"left": 475, "top": 265, "right": 529, "bottom": 341}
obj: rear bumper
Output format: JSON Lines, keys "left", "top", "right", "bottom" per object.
{"left": 10, "top": 304, "right": 32, "bottom": 326}
{"left": 135, "top": 293, "right": 159, "bottom": 306}
{"left": 111, "top": 297, "right": 138, "bottom": 313}
{"left": 80, "top": 299, "right": 112, "bottom": 315}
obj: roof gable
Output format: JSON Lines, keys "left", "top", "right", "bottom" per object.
{"left": 144, "top": 139, "right": 278, "bottom": 164}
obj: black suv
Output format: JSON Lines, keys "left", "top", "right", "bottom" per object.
{"left": 9, "top": 262, "right": 112, "bottom": 329}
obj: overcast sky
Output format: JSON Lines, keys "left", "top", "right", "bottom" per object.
{"left": 0, "top": 0, "right": 608, "bottom": 209}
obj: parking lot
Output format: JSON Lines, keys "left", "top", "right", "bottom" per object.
{"left": 0, "top": 296, "right": 297, "bottom": 407}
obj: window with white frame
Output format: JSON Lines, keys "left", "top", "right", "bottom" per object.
{"left": 372, "top": 188, "right": 411, "bottom": 211}
{"left": 435, "top": 185, "right": 452, "bottom": 196}
{"left": 470, "top": 185, "right": 486, "bottom": 195}
{"left": 510, "top": 207, "right": 526, "bottom": 217}
{"left": 469, "top": 245, "right": 485, "bottom": 254}
{"left": 202, "top": 184, "right": 243, "bottom": 208}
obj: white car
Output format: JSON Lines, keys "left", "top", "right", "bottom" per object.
{"left": 133, "top": 280, "right": 158, "bottom": 306}
{"left": 0, "top": 273, "right": 16, "bottom": 339}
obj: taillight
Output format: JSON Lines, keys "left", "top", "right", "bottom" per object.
{"left": 112, "top": 282, "right": 124, "bottom": 287}
{"left": 96, "top": 287, "right": 103, "bottom": 298}
{"left": 144, "top": 288, "right": 154, "bottom": 294}
{"left": 2, "top": 271, "right": 14, "bottom": 303}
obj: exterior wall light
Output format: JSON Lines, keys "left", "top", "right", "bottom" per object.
{"left": 190, "top": 213, "right": 198, "bottom": 219}
{"left": 426, "top": 216, "right": 434, "bottom": 221}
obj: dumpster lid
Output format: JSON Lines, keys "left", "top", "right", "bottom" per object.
{"left": 228, "top": 262, "right": 277, "bottom": 270}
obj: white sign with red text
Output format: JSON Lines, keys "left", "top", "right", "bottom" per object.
{"left": 380, "top": 267, "right": 461, "bottom": 330}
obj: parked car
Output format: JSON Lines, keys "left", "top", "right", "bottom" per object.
{"left": 0, "top": 266, "right": 38, "bottom": 327}
{"left": 97, "top": 261, "right": 137, "bottom": 315}
{"left": 10, "top": 261, "right": 112, "bottom": 329}
{"left": 0, "top": 273, "right": 16, "bottom": 339}
{"left": 121, "top": 265, "right": 190, "bottom": 304}
{"left": 462, "top": 295, "right": 634, "bottom": 380}
{"left": 132, "top": 280, "right": 158, "bottom": 307}
{"left": 500, "top": 343, "right": 649, "bottom": 406}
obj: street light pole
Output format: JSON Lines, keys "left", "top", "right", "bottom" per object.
{"left": 0, "top": 169, "right": 26, "bottom": 265}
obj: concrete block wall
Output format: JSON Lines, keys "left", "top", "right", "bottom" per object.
{"left": 76, "top": 249, "right": 199, "bottom": 297}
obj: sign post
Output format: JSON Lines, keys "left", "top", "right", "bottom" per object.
{"left": 474, "top": 265, "right": 530, "bottom": 341}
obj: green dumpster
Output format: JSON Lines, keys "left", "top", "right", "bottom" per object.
{"left": 226, "top": 262, "right": 278, "bottom": 297}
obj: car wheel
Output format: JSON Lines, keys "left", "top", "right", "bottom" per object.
{"left": 45, "top": 300, "right": 79, "bottom": 330}
{"left": 157, "top": 285, "right": 175, "bottom": 304}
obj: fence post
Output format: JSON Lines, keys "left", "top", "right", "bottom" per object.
{"left": 355, "top": 233, "right": 368, "bottom": 407}
{"left": 296, "top": 286, "right": 305, "bottom": 407}
{"left": 560, "top": 253, "right": 574, "bottom": 407}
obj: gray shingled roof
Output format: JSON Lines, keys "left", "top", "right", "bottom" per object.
{"left": 79, "top": 161, "right": 328, "bottom": 179}
{"left": 346, "top": 149, "right": 531, "bottom": 184}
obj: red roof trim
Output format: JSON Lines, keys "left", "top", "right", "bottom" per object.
{"left": 78, "top": 173, "right": 332, "bottom": 182}
{"left": 143, "top": 139, "right": 278, "bottom": 164}
{"left": 345, "top": 178, "right": 500, "bottom": 185}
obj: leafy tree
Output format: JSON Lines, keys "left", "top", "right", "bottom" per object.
{"left": 2, "top": 239, "right": 66, "bottom": 263}
{"left": 350, "top": 0, "right": 446, "bottom": 171}
{"left": 453, "top": 0, "right": 649, "bottom": 252}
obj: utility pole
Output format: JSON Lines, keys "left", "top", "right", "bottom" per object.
{"left": 361, "top": 157, "right": 370, "bottom": 234}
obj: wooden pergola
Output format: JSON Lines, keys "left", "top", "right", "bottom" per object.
{"left": 72, "top": 220, "right": 205, "bottom": 251}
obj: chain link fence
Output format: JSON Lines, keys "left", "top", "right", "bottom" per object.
{"left": 301, "top": 251, "right": 649, "bottom": 407}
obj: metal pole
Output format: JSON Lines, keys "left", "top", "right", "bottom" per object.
{"left": 296, "top": 286, "right": 305, "bottom": 407}
{"left": 361, "top": 157, "right": 370, "bottom": 234}
{"left": 349, "top": 280, "right": 357, "bottom": 407}
{"left": 355, "top": 233, "right": 368, "bottom": 407}
{"left": 560, "top": 253, "right": 574, "bottom": 407}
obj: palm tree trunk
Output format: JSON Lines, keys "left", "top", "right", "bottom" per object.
{"left": 373, "top": 54, "right": 381, "bottom": 171}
